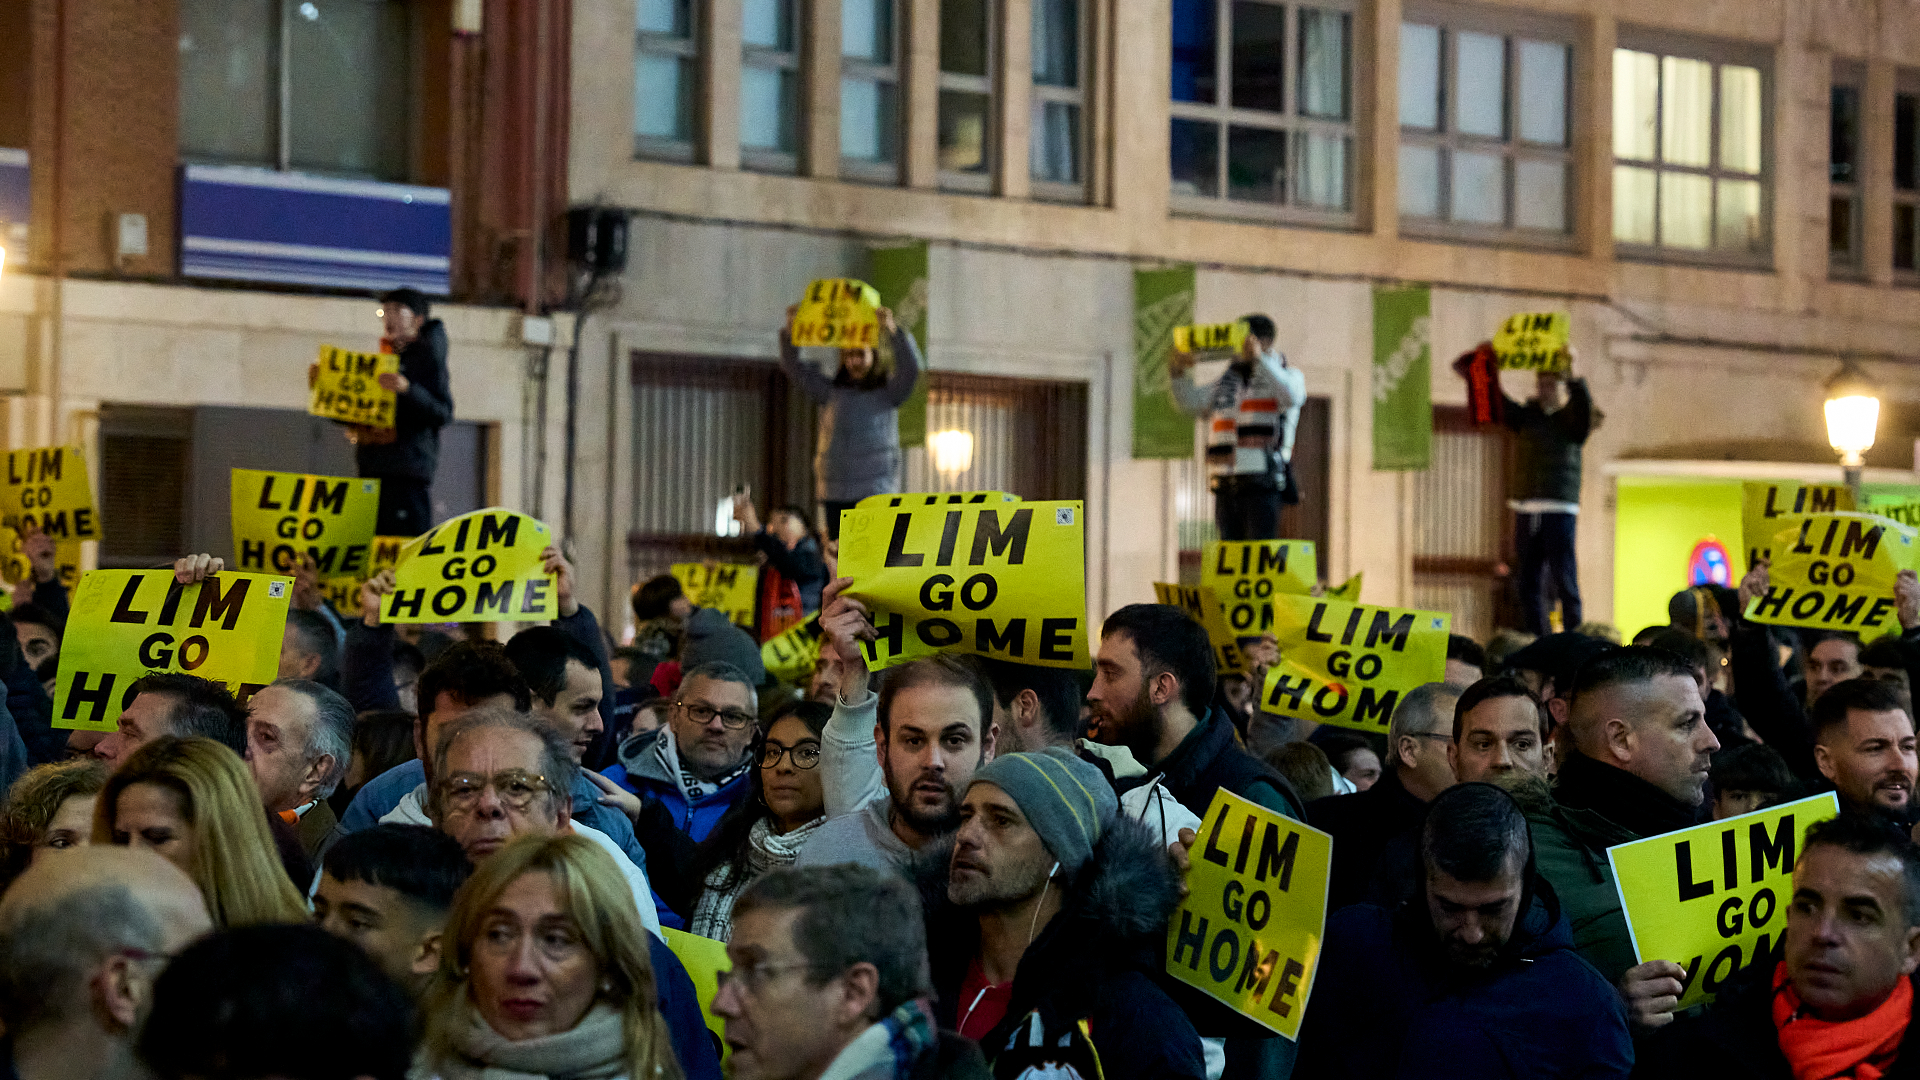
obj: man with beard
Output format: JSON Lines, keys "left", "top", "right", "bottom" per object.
{"left": 1295, "top": 783, "right": 1631, "bottom": 1078}
{"left": 1813, "top": 678, "right": 1918, "bottom": 825}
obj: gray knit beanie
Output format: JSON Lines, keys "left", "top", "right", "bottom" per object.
{"left": 968, "top": 748, "right": 1118, "bottom": 875}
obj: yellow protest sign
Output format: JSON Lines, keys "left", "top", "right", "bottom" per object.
{"left": 1492, "top": 312, "right": 1571, "bottom": 372}
{"left": 672, "top": 563, "right": 758, "bottom": 629}
{"left": 1172, "top": 321, "right": 1249, "bottom": 357}
{"left": 0, "top": 527, "right": 82, "bottom": 597}
{"left": 1167, "top": 788, "right": 1330, "bottom": 1039}
{"left": 1201, "top": 541, "right": 1318, "bottom": 633}
{"left": 1327, "top": 572, "right": 1363, "bottom": 602}
{"left": 1875, "top": 500, "right": 1920, "bottom": 529}
{"left": 1744, "top": 512, "right": 1919, "bottom": 633}
{"left": 1154, "top": 583, "right": 1244, "bottom": 676}
{"left": 384, "top": 509, "right": 556, "bottom": 624}
{"left": 309, "top": 345, "right": 400, "bottom": 428}
{"left": 1260, "top": 594, "right": 1450, "bottom": 733}
{"left": 319, "top": 535, "right": 409, "bottom": 613}
{"left": 0, "top": 445, "right": 99, "bottom": 540}
{"left": 1742, "top": 481, "right": 1854, "bottom": 570}
{"left": 839, "top": 500, "right": 1087, "bottom": 670}
{"left": 1609, "top": 792, "right": 1839, "bottom": 1012}
{"left": 662, "top": 928, "right": 730, "bottom": 1063}
{"left": 53, "top": 569, "right": 292, "bottom": 731}
{"left": 762, "top": 612, "right": 824, "bottom": 685}
{"left": 230, "top": 470, "right": 380, "bottom": 578}
{"left": 790, "top": 278, "right": 881, "bottom": 349}
{"left": 855, "top": 490, "right": 1021, "bottom": 509}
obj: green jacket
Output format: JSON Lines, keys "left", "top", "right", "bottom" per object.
{"left": 1514, "top": 782, "right": 1639, "bottom": 985}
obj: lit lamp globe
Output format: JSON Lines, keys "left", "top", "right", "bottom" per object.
{"left": 1824, "top": 362, "right": 1879, "bottom": 496}
{"left": 929, "top": 429, "right": 975, "bottom": 478}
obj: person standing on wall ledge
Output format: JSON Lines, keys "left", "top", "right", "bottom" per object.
{"left": 779, "top": 303, "right": 922, "bottom": 542}
{"left": 356, "top": 288, "right": 454, "bottom": 536}
{"left": 1481, "top": 347, "right": 1596, "bottom": 637}
{"left": 1168, "top": 313, "right": 1305, "bottom": 541}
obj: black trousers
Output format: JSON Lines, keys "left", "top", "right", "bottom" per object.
{"left": 374, "top": 475, "right": 433, "bottom": 536}
{"left": 1214, "top": 481, "right": 1282, "bottom": 541}
{"left": 1515, "top": 510, "right": 1581, "bottom": 636}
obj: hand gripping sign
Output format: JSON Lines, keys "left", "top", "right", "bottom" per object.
{"left": 0, "top": 527, "right": 81, "bottom": 598}
{"left": 1200, "top": 541, "right": 1318, "bottom": 634}
{"left": 310, "top": 344, "right": 401, "bottom": 428}
{"left": 1744, "top": 511, "right": 1919, "bottom": 633}
{"left": 53, "top": 569, "right": 293, "bottom": 731}
{"left": 1259, "top": 594, "right": 1450, "bottom": 733}
{"left": 762, "top": 612, "right": 824, "bottom": 685}
{"left": 1172, "top": 321, "right": 1249, "bottom": 358}
{"left": 672, "top": 563, "right": 759, "bottom": 630}
{"left": 1491, "top": 312, "right": 1571, "bottom": 372}
{"left": 1609, "top": 792, "right": 1839, "bottom": 1012}
{"left": 790, "top": 279, "right": 881, "bottom": 349}
{"left": 230, "top": 470, "right": 380, "bottom": 578}
{"left": 0, "top": 445, "right": 99, "bottom": 541}
{"left": 1154, "top": 583, "right": 1245, "bottom": 676}
{"left": 384, "top": 509, "right": 557, "bottom": 624}
{"left": 1166, "top": 789, "right": 1331, "bottom": 1040}
{"left": 837, "top": 500, "right": 1088, "bottom": 671}
{"left": 1741, "top": 480, "right": 1854, "bottom": 571}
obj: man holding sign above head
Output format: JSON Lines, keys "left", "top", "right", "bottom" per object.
{"left": 1168, "top": 314, "right": 1306, "bottom": 542}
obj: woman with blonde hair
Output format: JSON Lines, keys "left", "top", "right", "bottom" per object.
{"left": 418, "top": 833, "right": 684, "bottom": 1080}
{"left": 0, "top": 757, "right": 107, "bottom": 889}
{"left": 94, "top": 736, "right": 308, "bottom": 927}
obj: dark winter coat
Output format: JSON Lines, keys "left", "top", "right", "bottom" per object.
{"left": 1636, "top": 969, "right": 1920, "bottom": 1080}
{"left": 1307, "top": 767, "right": 1428, "bottom": 911}
{"left": 1502, "top": 378, "right": 1592, "bottom": 503}
{"left": 355, "top": 318, "right": 453, "bottom": 481}
{"left": 916, "top": 817, "right": 1206, "bottom": 1080}
{"left": 1130, "top": 707, "right": 1305, "bottom": 822}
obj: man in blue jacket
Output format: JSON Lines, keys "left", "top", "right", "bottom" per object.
{"left": 605, "top": 660, "right": 760, "bottom": 840}
{"left": 1295, "top": 782, "right": 1632, "bottom": 1078}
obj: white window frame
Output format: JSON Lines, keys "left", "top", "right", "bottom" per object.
{"left": 742, "top": 0, "right": 805, "bottom": 171}
{"left": 938, "top": 0, "right": 998, "bottom": 191}
{"left": 1893, "top": 71, "right": 1920, "bottom": 279}
{"left": 840, "top": 0, "right": 903, "bottom": 182}
{"left": 1829, "top": 60, "right": 1864, "bottom": 276}
{"left": 1029, "top": 0, "right": 1088, "bottom": 198}
{"left": 636, "top": 0, "right": 703, "bottom": 161}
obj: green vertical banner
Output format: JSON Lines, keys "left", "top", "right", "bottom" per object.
{"left": 870, "top": 241, "right": 931, "bottom": 448}
{"left": 1372, "top": 285, "right": 1432, "bottom": 471}
{"left": 1133, "top": 264, "right": 1197, "bottom": 459}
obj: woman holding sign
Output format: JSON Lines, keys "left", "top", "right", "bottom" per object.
{"left": 779, "top": 301, "right": 922, "bottom": 540}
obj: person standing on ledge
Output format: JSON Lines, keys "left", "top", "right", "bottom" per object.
{"left": 1168, "top": 313, "right": 1305, "bottom": 541}
{"left": 356, "top": 288, "right": 454, "bottom": 537}
{"left": 1492, "top": 348, "right": 1594, "bottom": 637}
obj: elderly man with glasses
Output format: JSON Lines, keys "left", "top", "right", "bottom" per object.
{"left": 603, "top": 660, "right": 763, "bottom": 843}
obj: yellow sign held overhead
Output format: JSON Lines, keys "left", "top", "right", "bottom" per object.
{"left": 855, "top": 490, "right": 1020, "bottom": 509}
{"left": 385, "top": 508, "right": 556, "bottom": 624}
{"left": 1201, "top": 541, "right": 1318, "bottom": 633}
{"left": 230, "top": 470, "right": 380, "bottom": 578}
{"left": 0, "top": 445, "right": 99, "bottom": 540}
{"left": 53, "top": 569, "right": 293, "bottom": 731}
{"left": 1154, "top": 583, "right": 1244, "bottom": 676}
{"left": 1260, "top": 594, "right": 1450, "bottom": 733}
{"left": 1609, "top": 792, "right": 1839, "bottom": 1012}
{"left": 1744, "top": 511, "right": 1918, "bottom": 633}
{"left": 310, "top": 345, "right": 401, "bottom": 428}
{"left": 1327, "top": 572, "right": 1363, "bottom": 602}
{"left": 671, "top": 563, "right": 759, "bottom": 630}
{"left": 1172, "top": 322, "right": 1250, "bottom": 357}
{"left": 838, "top": 500, "right": 1087, "bottom": 670}
{"left": 1492, "top": 312, "right": 1571, "bottom": 372}
{"left": 762, "top": 612, "right": 824, "bottom": 685}
{"left": 1166, "top": 789, "right": 1331, "bottom": 1039}
{"left": 1741, "top": 481, "right": 1854, "bottom": 571}
{"left": 790, "top": 278, "right": 881, "bottom": 349}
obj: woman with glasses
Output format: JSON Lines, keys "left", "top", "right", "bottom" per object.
{"left": 415, "top": 832, "right": 685, "bottom": 1080}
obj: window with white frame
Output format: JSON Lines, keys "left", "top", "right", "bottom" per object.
{"left": 1031, "top": 0, "right": 1084, "bottom": 191}
{"left": 1169, "top": 0, "right": 1355, "bottom": 219}
{"left": 742, "top": 0, "right": 802, "bottom": 168}
{"left": 636, "top": 0, "right": 700, "bottom": 158}
{"left": 1397, "top": 10, "right": 1571, "bottom": 239}
{"left": 1895, "top": 76, "right": 1920, "bottom": 274}
{"left": 842, "top": 0, "right": 900, "bottom": 180}
{"left": 1611, "top": 35, "right": 1768, "bottom": 258}
{"left": 940, "top": 0, "right": 996, "bottom": 188}
{"left": 1831, "top": 63, "right": 1863, "bottom": 272}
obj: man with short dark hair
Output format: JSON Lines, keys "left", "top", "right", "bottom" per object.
{"left": 314, "top": 823, "right": 471, "bottom": 994}
{"left": 1813, "top": 678, "right": 1919, "bottom": 824}
{"left": 1444, "top": 634, "right": 1486, "bottom": 688}
{"left": 1709, "top": 742, "right": 1794, "bottom": 820}
{"left": 246, "top": 678, "right": 354, "bottom": 860}
{"left": 607, "top": 660, "right": 760, "bottom": 840}
{"left": 279, "top": 608, "right": 341, "bottom": 691}
{"left": 1297, "top": 783, "right": 1631, "bottom": 1078}
{"left": 1448, "top": 675, "right": 1549, "bottom": 785}
{"left": 976, "top": 657, "right": 1083, "bottom": 753}
{"left": 359, "top": 288, "right": 452, "bottom": 536}
{"left": 92, "top": 672, "right": 247, "bottom": 766}
{"left": 718, "top": 865, "right": 989, "bottom": 1080}
{"left": 504, "top": 624, "right": 606, "bottom": 764}
{"left": 1168, "top": 312, "right": 1306, "bottom": 541}
{"left": 1498, "top": 629, "right": 1614, "bottom": 740}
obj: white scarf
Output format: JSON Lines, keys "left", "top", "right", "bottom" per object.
{"left": 423, "top": 1001, "right": 628, "bottom": 1080}
{"left": 689, "top": 815, "right": 826, "bottom": 941}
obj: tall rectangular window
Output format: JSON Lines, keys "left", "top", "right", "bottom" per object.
{"left": 636, "top": 0, "right": 700, "bottom": 158}
{"left": 1611, "top": 35, "right": 1768, "bottom": 259}
{"left": 1398, "top": 10, "right": 1572, "bottom": 240}
{"left": 1031, "top": 0, "right": 1084, "bottom": 191}
{"left": 940, "top": 0, "right": 995, "bottom": 189}
{"left": 842, "top": 0, "right": 900, "bottom": 180}
{"left": 1831, "top": 64, "right": 1862, "bottom": 272}
{"left": 1895, "top": 76, "right": 1920, "bottom": 273}
{"left": 178, "top": 0, "right": 414, "bottom": 180}
{"left": 1169, "top": 0, "right": 1355, "bottom": 219}
{"left": 742, "top": 0, "right": 801, "bottom": 169}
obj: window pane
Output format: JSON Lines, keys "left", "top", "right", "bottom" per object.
{"left": 741, "top": 66, "right": 796, "bottom": 151}
{"left": 844, "top": 0, "right": 892, "bottom": 62}
{"left": 1517, "top": 40, "right": 1567, "bottom": 145}
{"left": 1227, "top": 126, "right": 1285, "bottom": 202}
{"left": 1613, "top": 49, "right": 1659, "bottom": 161}
{"left": 938, "top": 90, "right": 990, "bottom": 172}
{"left": 1398, "top": 24, "right": 1440, "bottom": 130}
{"left": 1514, "top": 158, "right": 1565, "bottom": 231}
{"left": 1715, "top": 178, "right": 1762, "bottom": 252}
{"left": 1033, "top": 0, "right": 1078, "bottom": 87}
{"left": 1398, "top": 143, "right": 1440, "bottom": 217}
{"left": 1831, "top": 195, "right": 1857, "bottom": 261}
{"left": 1897, "top": 203, "right": 1917, "bottom": 270}
{"left": 178, "top": 0, "right": 276, "bottom": 164}
{"left": 1720, "top": 65, "right": 1762, "bottom": 175}
{"left": 1660, "top": 171, "right": 1712, "bottom": 248}
{"left": 1898, "top": 95, "right": 1917, "bottom": 192}
{"left": 1296, "top": 131, "right": 1348, "bottom": 209}
{"left": 841, "top": 77, "right": 897, "bottom": 160}
{"left": 942, "top": 0, "right": 989, "bottom": 76}
{"left": 1171, "top": 118, "right": 1220, "bottom": 197}
{"left": 1450, "top": 149, "right": 1504, "bottom": 224}
{"left": 1231, "top": 2, "right": 1286, "bottom": 112}
{"left": 1454, "top": 31, "right": 1504, "bottom": 139}
{"left": 289, "top": 0, "right": 413, "bottom": 178}
{"left": 1613, "top": 164, "right": 1657, "bottom": 243}
{"left": 1298, "top": 9, "right": 1348, "bottom": 119}
{"left": 1831, "top": 85, "right": 1860, "bottom": 183}
{"left": 1171, "top": 0, "right": 1217, "bottom": 103}
{"left": 639, "top": 0, "right": 692, "bottom": 35}
{"left": 744, "top": 0, "right": 792, "bottom": 49}
{"left": 635, "top": 54, "right": 694, "bottom": 140}
{"left": 1032, "top": 100, "right": 1080, "bottom": 182}
{"left": 1661, "top": 55, "right": 1712, "bottom": 168}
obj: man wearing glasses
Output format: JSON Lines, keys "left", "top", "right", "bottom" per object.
{"left": 604, "top": 660, "right": 762, "bottom": 842}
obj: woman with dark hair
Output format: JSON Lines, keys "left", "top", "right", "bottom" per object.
{"left": 329, "top": 709, "right": 418, "bottom": 818}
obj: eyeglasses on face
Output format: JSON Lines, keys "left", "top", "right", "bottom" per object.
{"left": 676, "top": 700, "right": 756, "bottom": 730}
{"left": 440, "top": 770, "right": 554, "bottom": 813}
{"left": 759, "top": 741, "right": 822, "bottom": 770}
{"left": 716, "top": 958, "right": 816, "bottom": 995}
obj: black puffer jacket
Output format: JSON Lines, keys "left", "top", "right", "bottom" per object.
{"left": 355, "top": 319, "right": 453, "bottom": 481}
{"left": 1502, "top": 378, "right": 1593, "bottom": 503}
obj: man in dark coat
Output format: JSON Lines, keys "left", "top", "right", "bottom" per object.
{"left": 357, "top": 288, "right": 453, "bottom": 536}
{"left": 1296, "top": 782, "right": 1631, "bottom": 1079}
{"left": 1494, "top": 355, "right": 1595, "bottom": 636}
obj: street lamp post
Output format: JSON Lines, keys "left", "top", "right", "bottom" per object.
{"left": 1824, "top": 360, "right": 1881, "bottom": 504}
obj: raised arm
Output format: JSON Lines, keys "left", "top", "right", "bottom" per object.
{"left": 880, "top": 308, "right": 924, "bottom": 408}
{"left": 777, "top": 306, "right": 834, "bottom": 403}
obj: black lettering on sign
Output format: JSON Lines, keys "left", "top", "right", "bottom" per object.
{"left": 61, "top": 670, "right": 117, "bottom": 726}
{"left": 1751, "top": 816, "right": 1794, "bottom": 881}
{"left": 310, "top": 481, "right": 347, "bottom": 515}
{"left": 1256, "top": 546, "right": 1288, "bottom": 575}
{"left": 477, "top": 513, "right": 520, "bottom": 550}
{"left": 1266, "top": 959, "right": 1306, "bottom": 1019}
{"left": 884, "top": 515, "right": 923, "bottom": 568}
{"left": 476, "top": 581, "right": 514, "bottom": 616}
{"left": 110, "top": 576, "right": 152, "bottom": 625}
{"left": 190, "top": 578, "right": 251, "bottom": 631}
{"left": 1364, "top": 610, "right": 1415, "bottom": 652}
{"left": 257, "top": 476, "right": 285, "bottom": 510}
{"left": 969, "top": 508, "right": 1032, "bottom": 566}
{"left": 1677, "top": 840, "right": 1713, "bottom": 901}
{"left": 1304, "top": 603, "right": 1333, "bottom": 643}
